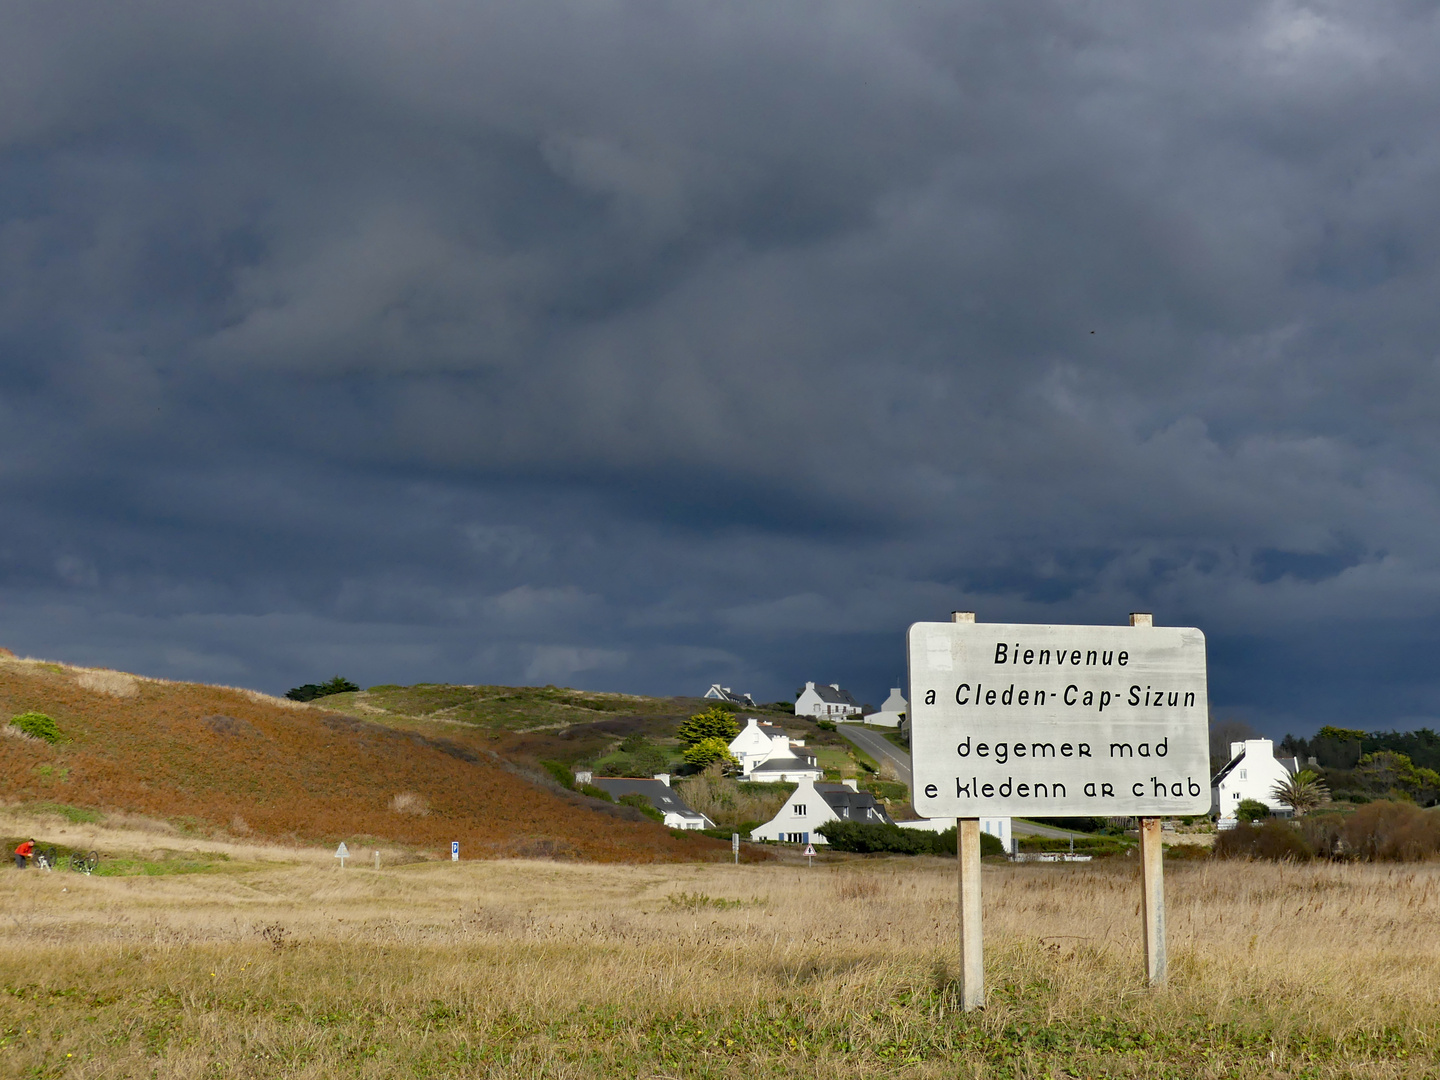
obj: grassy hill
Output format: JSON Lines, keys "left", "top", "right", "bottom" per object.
{"left": 318, "top": 683, "right": 872, "bottom": 782}
{"left": 0, "top": 656, "right": 732, "bottom": 862}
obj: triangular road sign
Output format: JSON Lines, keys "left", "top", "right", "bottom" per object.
{"left": 803, "top": 843, "right": 816, "bottom": 857}
{"left": 335, "top": 842, "right": 349, "bottom": 859}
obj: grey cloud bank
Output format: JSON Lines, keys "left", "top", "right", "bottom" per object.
{"left": 2, "top": 1, "right": 1440, "bottom": 734}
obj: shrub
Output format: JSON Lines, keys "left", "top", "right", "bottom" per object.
{"left": 815, "top": 720, "right": 837, "bottom": 732}
{"left": 539, "top": 761, "right": 576, "bottom": 790}
{"left": 818, "top": 821, "right": 1002, "bottom": 857}
{"left": 1214, "top": 820, "right": 1314, "bottom": 862}
{"left": 9, "top": 711, "right": 63, "bottom": 744}
{"left": 1235, "top": 798, "right": 1270, "bottom": 822}
{"left": 607, "top": 738, "right": 670, "bottom": 777}
{"left": 1298, "top": 813, "right": 1347, "bottom": 858}
{"left": 1340, "top": 800, "right": 1440, "bottom": 861}
{"left": 682, "top": 737, "right": 736, "bottom": 770}
{"left": 618, "top": 793, "right": 662, "bottom": 822}
{"left": 285, "top": 676, "right": 359, "bottom": 702}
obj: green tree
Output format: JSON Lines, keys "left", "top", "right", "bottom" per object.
{"left": 1271, "top": 769, "right": 1329, "bottom": 817}
{"left": 677, "top": 706, "right": 740, "bottom": 748}
{"left": 682, "top": 737, "right": 737, "bottom": 770}
{"left": 1354, "top": 750, "right": 1440, "bottom": 804}
{"left": 1235, "top": 798, "right": 1270, "bottom": 823}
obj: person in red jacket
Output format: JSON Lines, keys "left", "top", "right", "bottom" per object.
{"left": 14, "top": 839, "right": 34, "bottom": 869}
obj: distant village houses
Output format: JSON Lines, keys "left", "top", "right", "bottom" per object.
{"left": 794, "top": 681, "right": 863, "bottom": 719}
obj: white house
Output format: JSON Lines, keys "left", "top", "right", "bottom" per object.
{"left": 892, "top": 816, "right": 1014, "bottom": 853}
{"left": 727, "top": 718, "right": 822, "bottom": 781}
{"left": 587, "top": 775, "right": 715, "bottom": 830}
{"left": 862, "top": 688, "right": 907, "bottom": 728}
{"left": 1211, "top": 738, "right": 1302, "bottom": 820}
{"left": 794, "top": 681, "right": 863, "bottom": 719}
{"left": 728, "top": 718, "right": 778, "bottom": 775}
{"left": 748, "top": 743, "right": 823, "bottom": 783}
{"left": 751, "top": 779, "right": 893, "bottom": 844}
{"left": 705, "top": 684, "right": 756, "bottom": 707}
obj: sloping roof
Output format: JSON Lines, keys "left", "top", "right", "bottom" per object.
{"left": 802, "top": 683, "right": 861, "bottom": 706}
{"left": 590, "top": 778, "right": 705, "bottom": 817}
{"left": 1210, "top": 749, "right": 1245, "bottom": 787}
{"left": 705, "top": 685, "right": 756, "bottom": 706}
{"left": 749, "top": 748, "right": 819, "bottom": 776}
{"left": 815, "top": 782, "right": 893, "bottom": 824}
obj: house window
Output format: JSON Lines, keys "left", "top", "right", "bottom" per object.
{"left": 794, "top": 804, "right": 806, "bottom": 815}
{"left": 1237, "top": 770, "right": 1247, "bottom": 780}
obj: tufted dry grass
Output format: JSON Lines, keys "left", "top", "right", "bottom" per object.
{"left": 0, "top": 849, "right": 1436, "bottom": 1077}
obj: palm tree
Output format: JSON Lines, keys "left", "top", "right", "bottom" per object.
{"left": 1271, "top": 769, "right": 1329, "bottom": 817}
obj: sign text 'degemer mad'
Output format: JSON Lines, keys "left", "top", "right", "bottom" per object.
{"left": 907, "top": 622, "right": 1210, "bottom": 818}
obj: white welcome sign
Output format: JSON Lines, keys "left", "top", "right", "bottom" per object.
{"left": 908, "top": 621, "right": 1210, "bottom": 819}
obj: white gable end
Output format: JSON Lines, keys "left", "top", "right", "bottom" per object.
{"left": 750, "top": 779, "right": 839, "bottom": 844}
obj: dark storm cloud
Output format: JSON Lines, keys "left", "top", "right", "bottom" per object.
{"left": 3, "top": 1, "right": 1440, "bottom": 732}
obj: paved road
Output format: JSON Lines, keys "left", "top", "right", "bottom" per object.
{"left": 834, "top": 725, "right": 1090, "bottom": 838}
{"left": 835, "top": 724, "right": 912, "bottom": 790}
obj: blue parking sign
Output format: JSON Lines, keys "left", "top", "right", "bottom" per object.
{"left": 451, "top": 841, "right": 459, "bottom": 861}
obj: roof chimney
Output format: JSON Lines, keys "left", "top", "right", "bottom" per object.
{"left": 842, "top": 779, "right": 858, "bottom": 792}
{"left": 653, "top": 773, "right": 670, "bottom": 787}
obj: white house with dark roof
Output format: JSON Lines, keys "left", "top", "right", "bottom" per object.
{"left": 750, "top": 779, "right": 893, "bottom": 844}
{"left": 586, "top": 775, "right": 715, "bottom": 830}
{"left": 704, "top": 684, "right": 756, "bottom": 707}
{"left": 1211, "top": 738, "right": 1306, "bottom": 821}
{"left": 728, "top": 718, "right": 779, "bottom": 774}
{"left": 794, "top": 681, "right": 863, "bottom": 719}
{"left": 727, "top": 717, "right": 821, "bottom": 780}
{"left": 747, "top": 742, "right": 823, "bottom": 783}
{"left": 862, "top": 687, "right": 907, "bottom": 728}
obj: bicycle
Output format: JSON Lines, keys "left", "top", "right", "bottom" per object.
{"left": 69, "top": 850, "right": 99, "bottom": 876}
{"left": 33, "top": 847, "right": 58, "bottom": 872}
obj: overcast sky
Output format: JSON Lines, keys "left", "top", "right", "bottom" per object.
{"left": 3, "top": 2, "right": 1440, "bottom": 735}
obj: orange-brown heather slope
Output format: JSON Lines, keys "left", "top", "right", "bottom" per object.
{"left": 0, "top": 657, "right": 725, "bottom": 862}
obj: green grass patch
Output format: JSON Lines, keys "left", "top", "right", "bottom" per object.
{"left": 864, "top": 780, "right": 908, "bottom": 802}
{"left": 25, "top": 802, "right": 103, "bottom": 824}
{"left": 91, "top": 857, "right": 241, "bottom": 878}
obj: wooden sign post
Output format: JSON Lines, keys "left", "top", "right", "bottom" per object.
{"left": 1130, "top": 611, "right": 1167, "bottom": 986}
{"left": 911, "top": 611, "right": 1208, "bottom": 1008}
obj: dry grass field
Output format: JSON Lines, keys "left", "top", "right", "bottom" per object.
{"left": 2, "top": 827, "right": 1437, "bottom": 1079}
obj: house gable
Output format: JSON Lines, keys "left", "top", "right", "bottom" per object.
{"left": 750, "top": 778, "right": 839, "bottom": 844}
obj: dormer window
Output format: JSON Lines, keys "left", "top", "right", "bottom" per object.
{"left": 794, "top": 804, "right": 806, "bottom": 815}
